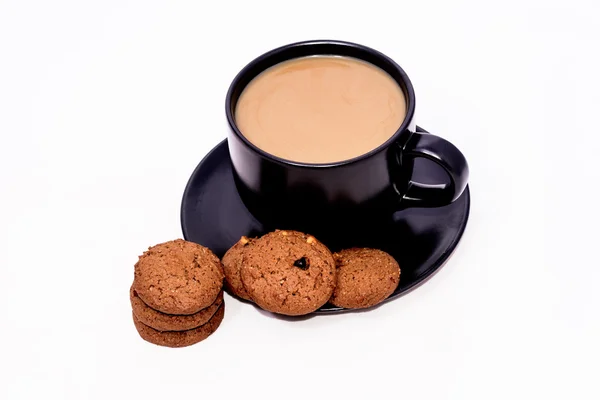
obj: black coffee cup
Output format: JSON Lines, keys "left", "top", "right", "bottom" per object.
{"left": 226, "top": 40, "right": 469, "bottom": 240}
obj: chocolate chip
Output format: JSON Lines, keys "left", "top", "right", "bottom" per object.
{"left": 293, "top": 257, "right": 309, "bottom": 270}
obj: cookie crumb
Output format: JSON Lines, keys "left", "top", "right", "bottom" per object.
{"left": 240, "top": 236, "right": 249, "bottom": 245}
{"left": 293, "top": 257, "right": 309, "bottom": 270}
{"left": 306, "top": 236, "right": 315, "bottom": 244}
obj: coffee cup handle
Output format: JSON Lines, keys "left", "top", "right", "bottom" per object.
{"left": 397, "top": 129, "right": 469, "bottom": 208}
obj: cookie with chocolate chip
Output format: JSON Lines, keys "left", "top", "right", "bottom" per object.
{"left": 222, "top": 237, "right": 253, "bottom": 301}
{"left": 240, "top": 230, "right": 336, "bottom": 316}
{"left": 133, "top": 303, "right": 225, "bottom": 348}
{"left": 330, "top": 248, "right": 400, "bottom": 309}
{"left": 130, "top": 285, "right": 223, "bottom": 332}
{"left": 132, "top": 239, "right": 224, "bottom": 315}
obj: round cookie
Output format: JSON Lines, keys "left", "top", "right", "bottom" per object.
{"left": 240, "top": 230, "right": 336, "bottom": 316}
{"left": 130, "top": 286, "right": 223, "bottom": 332}
{"left": 330, "top": 248, "right": 400, "bottom": 309}
{"left": 133, "top": 239, "right": 224, "bottom": 315}
{"left": 133, "top": 303, "right": 225, "bottom": 348}
{"left": 222, "top": 237, "right": 253, "bottom": 301}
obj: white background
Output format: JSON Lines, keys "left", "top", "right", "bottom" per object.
{"left": 1, "top": 0, "right": 599, "bottom": 399}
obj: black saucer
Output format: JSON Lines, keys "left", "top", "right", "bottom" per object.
{"left": 181, "top": 133, "right": 470, "bottom": 314}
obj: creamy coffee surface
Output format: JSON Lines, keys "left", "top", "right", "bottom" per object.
{"left": 235, "top": 56, "right": 406, "bottom": 163}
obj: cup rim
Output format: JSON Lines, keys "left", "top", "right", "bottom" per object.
{"left": 225, "top": 39, "right": 417, "bottom": 168}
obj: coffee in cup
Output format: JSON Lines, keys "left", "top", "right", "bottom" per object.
{"left": 235, "top": 56, "right": 407, "bottom": 164}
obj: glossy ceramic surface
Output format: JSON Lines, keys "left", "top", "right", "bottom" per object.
{"left": 226, "top": 40, "right": 469, "bottom": 232}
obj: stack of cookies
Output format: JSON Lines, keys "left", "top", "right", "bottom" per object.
{"left": 129, "top": 232, "right": 401, "bottom": 346}
{"left": 222, "top": 230, "right": 400, "bottom": 315}
{"left": 130, "top": 239, "right": 225, "bottom": 347}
